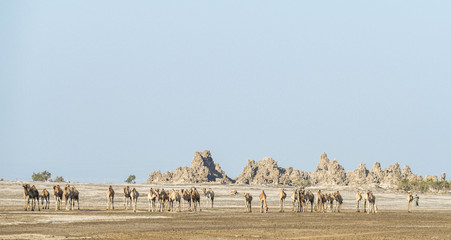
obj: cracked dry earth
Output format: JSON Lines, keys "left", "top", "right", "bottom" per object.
{"left": 1, "top": 181, "right": 450, "bottom": 239}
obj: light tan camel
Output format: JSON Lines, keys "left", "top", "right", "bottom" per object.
{"left": 291, "top": 189, "right": 299, "bottom": 212}
{"left": 407, "top": 192, "right": 413, "bottom": 213}
{"left": 148, "top": 188, "right": 158, "bottom": 212}
{"left": 304, "top": 190, "right": 314, "bottom": 213}
{"left": 334, "top": 191, "right": 343, "bottom": 213}
{"left": 278, "top": 188, "right": 287, "bottom": 212}
{"left": 315, "top": 190, "right": 325, "bottom": 213}
{"left": 69, "top": 186, "right": 79, "bottom": 210}
{"left": 205, "top": 188, "right": 214, "bottom": 208}
{"left": 191, "top": 188, "right": 201, "bottom": 212}
{"left": 130, "top": 187, "right": 139, "bottom": 212}
{"left": 364, "top": 190, "right": 377, "bottom": 214}
{"left": 53, "top": 185, "right": 63, "bottom": 211}
{"left": 124, "top": 186, "right": 132, "bottom": 210}
{"left": 244, "top": 193, "right": 252, "bottom": 213}
{"left": 106, "top": 185, "right": 115, "bottom": 210}
{"left": 259, "top": 190, "right": 268, "bottom": 213}
{"left": 168, "top": 189, "right": 181, "bottom": 212}
{"left": 355, "top": 191, "right": 362, "bottom": 212}
{"left": 63, "top": 184, "right": 71, "bottom": 210}
{"left": 23, "top": 184, "right": 40, "bottom": 211}
{"left": 40, "top": 188, "right": 50, "bottom": 209}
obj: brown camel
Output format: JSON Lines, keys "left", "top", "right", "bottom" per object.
{"left": 53, "top": 185, "right": 63, "bottom": 211}
{"left": 244, "top": 193, "right": 252, "bottom": 213}
{"left": 130, "top": 187, "right": 139, "bottom": 212}
{"left": 182, "top": 189, "right": 192, "bottom": 211}
{"left": 326, "top": 193, "right": 335, "bottom": 212}
{"left": 22, "top": 184, "right": 40, "bottom": 211}
{"left": 278, "top": 188, "right": 287, "bottom": 212}
{"left": 259, "top": 190, "right": 268, "bottom": 213}
{"left": 291, "top": 189, "right": 299, "bottom": 212}
{"left": 334, "top": 191, "right": 343, "bottom": 213}
{"left": 298, "top": 189, "right": 307, "bottom": 212}
{"left": 69, "top": 186, "right": 79, "bottom": 210}
{"left": 355, "top": 191, "right": 362, "bottom": 212}
{"left": 147, "top": 188, "right": 158, "bottom": 212}
{"left": 106, "top": 185, "right": 115, "bottom": 210}
{"left": 124, "top": 186, "right": 132, "bottom": 210}
{"left": 40, "top": 188, "right": 50, "bottom": 209}
{"left": 304, "top": 190, "right": 314, "bottom": 213}
{"left": 407, "top": 192, "right": 414, "bottom": 213}
{"left": 190, "top": 188, "right": 201, "bottom": 212}
{"left": 157, "top": 188, "right": 167, "bottom": 212}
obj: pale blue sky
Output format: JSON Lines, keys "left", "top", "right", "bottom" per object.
{"left": 1, "top": 1, "right": 450, "bottom": 183}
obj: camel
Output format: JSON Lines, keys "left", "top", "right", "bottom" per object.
{"left": 191, "top": 188, "right": 201, "bottom": 212}
{"left": 355, "top": 191, "right": 362, "bottom": 212}
{"left": 157, "top": 188, "right": 168, "bottom": 212}
{"left": 304, "top": 190, "right": 314, "bottom": 213}
{"left": 53, "top": 185, "right": 63, "bottom": 211}
{"left": 63, "top": 184, "right": 71, "bottom": 210}
{"left": 69, "top": 186, "right": 79, "bottom": 210}
{"left": 181, "top": 189, "right": 192, "bottom": 211}
{"left": 168, "top": 189, "right": 181, "bottom": 212}
{"left": 244, "top": 193, "right": 252, "bottom": 213}
{"left": 148, "top": 188, "right": 158, "bottom": 212}
{"left": 40, "top": 188, "right": 50, "bottom": 209}
{"left": 124, "top": 186, "right": 132, "bottom": 210}
{"left": 130, "top": 187, "right": 139, "bottom": 212}
{"left": 298, "top": 189, "right": 307, "bottom": 212}
{"left": 334, "top": 191, "right": 343, "bottom": 213}
{"left": 205, "top": 188, "right": 214, "bottom": 208}
{"left": 22, "top": 184, "right": 40, "bottom": 211}
{"left": 364, "top": 190, "right": 377, "bottom": 214}
{"left": 291, "top": 189, "right": 299, "bottom": 212}
{"left": 315, "top": 190, "right": 326, "bottom": 213}
{"left": 407, "top": 192, "right": 413, "bottom": 213}
{"left": 326, "top": 193, "right": 335, "bottom": 212}
{"left": 278, "top": 188, "right": 287, "bottom": 212}
{"left": 259, "top": 190, "right": 268, "bottom": 213}
{"left": 106, "top": 185, "right": 115, "bottom": 210}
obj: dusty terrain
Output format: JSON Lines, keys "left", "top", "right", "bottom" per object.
{"left": 1, "top": 181, "right": 450, "bottom": 239}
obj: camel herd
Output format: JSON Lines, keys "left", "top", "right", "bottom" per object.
{"left": 21, "top": 184, "right": 419, "bottom": 214}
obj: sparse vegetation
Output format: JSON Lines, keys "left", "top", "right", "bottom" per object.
{"left": 54, "top": 176, "right": 65, "bottom": 182}
{"left": 31, "top": 170, "right": 52, "bottom": 182}
{"left": 397, "top": 178, "right": 450, "bottom": 193}
{"left": 125, "top": 175, "right": 136, "bottom": 184}
{"left": 294, "top": 179, "right": 311, "bottom": 188}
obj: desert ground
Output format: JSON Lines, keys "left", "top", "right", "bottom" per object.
{"left": 1, "top": 181, "right": 450, "bottom": 239}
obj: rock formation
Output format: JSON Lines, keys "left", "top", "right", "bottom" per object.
{"left": 309, "top": 153, "right": 348, "bottom": 185}
{"left": 146, "top": 150, "right": 232, "bottom": 184}
{"left": 234, "top": 157, "right": 308, "bottom": 185}
{"left": 147, "top": 151, "right": 443, "bottom": 189}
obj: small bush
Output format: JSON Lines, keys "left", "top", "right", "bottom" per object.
{"left": 54, "top": 176, "right": 65, "bottom": 182}
{"left": 32, "top": 171, "right": 52, "bottom": 182}
{"left": 125, "top": 175, "right": 136, "bottom": 184}
{"left": 294, "top": 179, "right": 311, "bottom": 188}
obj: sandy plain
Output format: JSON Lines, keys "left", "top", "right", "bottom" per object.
{"left": 1, "top": 181, "right": 450, "bottom": 239}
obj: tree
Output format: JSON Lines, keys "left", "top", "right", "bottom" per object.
{"left": 54, "top": 176, "right": 65, "bottom": 182}
{"left": 32, "top": 170, "right": 52, "bottom": 181}
{"left": 125, "top": 175, "right": 136, "bottom": 184}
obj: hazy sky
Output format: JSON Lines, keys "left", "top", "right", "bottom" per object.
{"left": 1, "top": 1, "right": 450, "bottom": 183}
